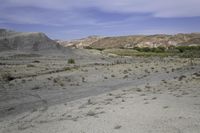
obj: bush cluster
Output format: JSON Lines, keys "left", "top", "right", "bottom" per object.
{"left": 134, "top": 46, "right": 166, "bottom": 53}
{"left": 175, "top": 46, "right": 200, "bottom": 53}
{"left": 133, "top": 46, "right": 200, "bottom": 54}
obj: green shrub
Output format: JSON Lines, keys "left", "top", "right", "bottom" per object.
{"left": 134, "top": 46, "right": 166, "bottom": 53}
{"left": 176, "top": 46, "right": 200, "bottom": 53}
{"left": 168, "top": 45, "right": 176, "bottom": 50}
{"left": 95, "top": 48, "right": 105, "bottom": 51}
{"left": 141, "top": 47, "right": 151, "bottom": 52}
{"left": 133, "top": 47, "right": 140, "bottom": 51}
{"left": 64, "top": 67, "right": 71, "bottom": 71}
{"left": 84, "top": 46, "right": 105, "bottom": 51}
{"left": 27, "top": 64, "right": 35, "bottom": 67}
{"left": 119, "top": 46, "right": 125, "bottom": 49}
{"left": 1, "top": 72, "right": 15, "bottom": 82}
{"left": 68, "top": 58, "right": 75, "bottom": 64}
{"left": 176, "top": 46, "right": 185, "bottom": 53}
{"left": 84, "top": 46, "right": 93, "bottom": 49}
{"left": 110, "top": 46, "right": 200, "bottom": 58}
{"left": 32, "top": 60, "right": 40, "bottom": 63}
{"left": 156, "top": 46, "right": 166, "bottom": 52}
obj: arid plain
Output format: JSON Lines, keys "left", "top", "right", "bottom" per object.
{"left": 0, "top": 48, "right": 200, "bottom": 133}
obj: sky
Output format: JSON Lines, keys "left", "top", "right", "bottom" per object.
{"left": 0, "top": 0, "right": 200, "bottom": 40}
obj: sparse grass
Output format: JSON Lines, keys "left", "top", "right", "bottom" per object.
{"left": 9, "top": 54, "right": 41, "bottom": 58}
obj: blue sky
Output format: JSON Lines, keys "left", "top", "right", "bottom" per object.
{"left": 0, "top": 0, "right": 200, "bottom": 40}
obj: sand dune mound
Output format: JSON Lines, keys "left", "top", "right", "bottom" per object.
{"left": 0, "top": 29, "right": 60, "bottom": 51}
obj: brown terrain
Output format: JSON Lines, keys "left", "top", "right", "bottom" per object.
{"left": 0, "top": 29, "right": 200, "bottom": 133}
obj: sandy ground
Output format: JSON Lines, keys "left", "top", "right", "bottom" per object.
{"left": 0, "top": 49, "right": 200, "bottom": 133}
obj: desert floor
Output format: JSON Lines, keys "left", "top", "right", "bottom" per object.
{"left": 0, "top": 49, "right": 200, "bottom": 133}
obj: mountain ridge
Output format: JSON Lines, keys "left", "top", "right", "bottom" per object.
{"left": 58, "top": 33, "right": 200, "bottom": 49}
{"left": 90, "top": 33, "right": 200, "bottom": 49}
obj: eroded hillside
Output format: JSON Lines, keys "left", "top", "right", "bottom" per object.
{"left": 0, "top": 29, "right": 60, "bottom": 51}
{"left": 60, "top": 33, "right": 200, "bottom": 49}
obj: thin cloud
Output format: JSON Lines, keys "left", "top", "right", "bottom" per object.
{"left": 0, "top": 0, "right": 200, "bottom": 39}
{"left": 1, "top": 0, "right": 200, "bottom": 27}
{"left": 1, "top": 0, "right": 200, "bottom": 17}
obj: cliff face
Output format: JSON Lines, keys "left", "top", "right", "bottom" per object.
{"left": 0, "top": 29, "right": 60, "bottom": 51}
{"left": 90, "top": 33, "right": 200, "bottom": 49}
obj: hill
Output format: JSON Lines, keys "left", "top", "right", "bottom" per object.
{"left": 0, "top": 29, "right": 61, "bottom": 51}
{"left": 57, "top": 36, "right": 103, "bottom": 48}
{"left": 87, "top": 33, "right": 200, "bottom": 49}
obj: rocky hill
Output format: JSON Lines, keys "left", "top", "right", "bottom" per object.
{"left": 0, "top": 29, "right": 61, "bottom": 51}
{"left": 87, "top": 33, "right": 200, "bottom": 49}
{"left": 57, "top": 36, "right": 103, "bottom": 48}
{"left": 2, "top": 29, "right": 200, "bottom": 51}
